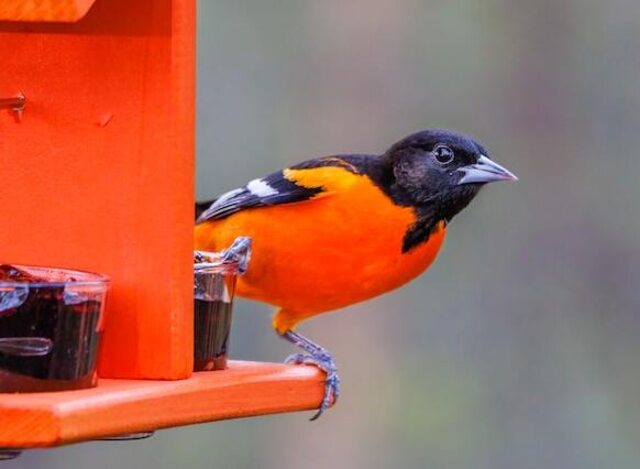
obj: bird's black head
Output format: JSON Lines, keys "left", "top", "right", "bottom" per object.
{"left": 383, "top": 129, "right": 517, "bottom": 251}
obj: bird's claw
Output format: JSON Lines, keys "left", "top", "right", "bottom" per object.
{"left": 221, "top": 237, "right": 252, "bottom": 274}
{"left": 194, "top": 237, "right": 251, "bottom": 275}
{"left": 284, "top": 349, "right": 340, "bottom": 420}
{"left": 284, "top": 352, "right": 308, "bottom": 365}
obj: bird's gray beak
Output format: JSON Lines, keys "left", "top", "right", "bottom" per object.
{"left": 457, "top": 155, "right": 518, "bottom": 185}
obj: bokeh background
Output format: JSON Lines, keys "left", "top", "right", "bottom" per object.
{"left": 18, "top": 0, "right": 640, "bottom": 468}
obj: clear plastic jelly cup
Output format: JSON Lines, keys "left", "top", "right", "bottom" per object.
{"left": 194, "top": 237, "right": 251, "bottom": 371}
{"left": 0, "top": 264, "right": 109, "bottom": 392}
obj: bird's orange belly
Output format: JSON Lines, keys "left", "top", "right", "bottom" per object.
{"left": 194, "top": 178, "right": 446, "bottom": 316}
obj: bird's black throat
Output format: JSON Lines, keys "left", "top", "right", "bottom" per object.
{"left": 401, "top": 184, "right": 480, "bottom": 253}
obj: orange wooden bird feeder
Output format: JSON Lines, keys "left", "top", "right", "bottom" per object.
{"left": 0, "top": 0, "right": 324, "bottom": 455}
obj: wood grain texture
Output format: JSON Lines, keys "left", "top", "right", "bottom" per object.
{"left": 0, "top": 0, "right": 196, "bottom": 379}
{"left": 0, "top": 361, "right": 327, "bottom": 447}
{"left": 0, "top": 0, "right": 96, "bottom": 22}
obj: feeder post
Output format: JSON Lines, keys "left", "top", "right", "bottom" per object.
{"left": 0, "top": 0, "right": 196, "bottom": 379}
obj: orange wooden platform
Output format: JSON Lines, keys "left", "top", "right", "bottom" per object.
{"left": 0, "top": 361, "right": 326, "bottom": 448}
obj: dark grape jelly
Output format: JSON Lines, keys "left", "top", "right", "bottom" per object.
{"left": 194, "top": 299, "right": 233, "bottom": 371}
{"left": 0, "top": 264, "right": 109, "bottom": 392}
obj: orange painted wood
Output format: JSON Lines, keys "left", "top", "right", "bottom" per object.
{"left": 0, "top": 0, "right": 96, "bottom": 22}
{"left": 0, "top": 0, "right": 196, "bottom": 379}
{"left": 0, "top": 362, "right": 326, "bottom": 448}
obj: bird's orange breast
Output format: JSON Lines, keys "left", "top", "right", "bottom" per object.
{"left": 194, "top": 168, "right": 446, "bottom": 323}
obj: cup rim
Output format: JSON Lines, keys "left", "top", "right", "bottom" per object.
{"left": 194, "top": 262, "right": 239, "bottom": 275}
{"left": 194, "top": 251, "right": 241, "bottom": 275}
{"left": 0, "top": 264, "right": 111, "bottom": 288}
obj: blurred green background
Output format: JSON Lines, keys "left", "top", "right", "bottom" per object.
{"left": 18, "top": 0, "right": 640, "bottom": 468}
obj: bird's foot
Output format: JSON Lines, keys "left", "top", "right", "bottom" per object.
{"left": 282, "top": 330, "right": 340, "bottom": 421}
{"left": 195, "top": 237, "right": 252, "bottom": 274}
{"left": 221, "top": 237, "right": 252, "bottom": 274}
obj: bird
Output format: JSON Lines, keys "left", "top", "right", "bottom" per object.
{"left": 194, "top": 129, "right": 517, "bottom": 420}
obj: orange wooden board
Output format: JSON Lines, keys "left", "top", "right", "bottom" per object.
{"left": 0, "top": 361, "right": 327, "bottom": 448}
{"left": 0, "top": 0, "right": 96, "bottom": 22}
{"left": 0, "top": 0, "right": 196, "bottom": 379}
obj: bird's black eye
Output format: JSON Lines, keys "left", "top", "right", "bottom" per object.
{"left": 433, "top": 145, "right": 455, "bottom": 164}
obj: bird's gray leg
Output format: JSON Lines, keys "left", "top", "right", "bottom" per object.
{"left": 281, "top": 330, "right": 340, "bottom": 420}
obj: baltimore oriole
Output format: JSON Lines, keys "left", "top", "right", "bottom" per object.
{"left": 195, "top": 129, "right": 517, "bottom": 419}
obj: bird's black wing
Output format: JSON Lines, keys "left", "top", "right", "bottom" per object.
{"left": 195, "top": 155, "right": 372, "bottom": 224}
{"left": 196, "top": 169, "right": 324, "bottom": 223}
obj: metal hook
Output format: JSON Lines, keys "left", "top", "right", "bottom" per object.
{"left": 0, "top": 93, "right": 26, "bottom": 122}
